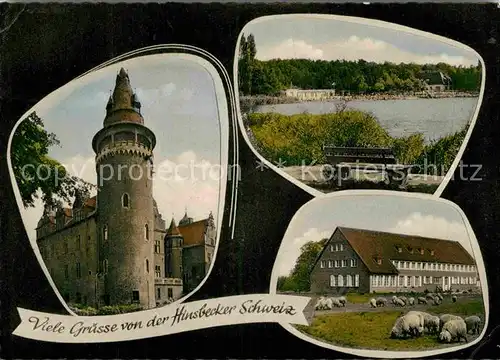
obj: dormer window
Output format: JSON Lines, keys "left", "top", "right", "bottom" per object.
{"left": 429, "top": 249, "right": 435, "bottom": 256}
{"left": 407, "top": 246, "right": 413, "bottom": 253}
{"left": 418, "top": 248, "right": 424, "bottom": 255}
{"left": 395, "top": 245, "right": 402, "bottom": 253}
{"left": 373, "top": 256, "right": 382, "bottom": 265}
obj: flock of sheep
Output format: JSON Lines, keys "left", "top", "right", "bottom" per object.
{"left": 369, "top": 292, "right": 454, "bottom": 308}
{"left": 314, "top": 295, "right": 347, "bottom": 309}
{"left": 390, "top": 311, "right": 481, "bottom": 343}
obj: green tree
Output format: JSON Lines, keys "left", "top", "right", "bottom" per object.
{"left": 11, "top": 111, "right": 94, "bottom": 208}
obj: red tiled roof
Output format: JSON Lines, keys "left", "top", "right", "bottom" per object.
{"left": 178, "top": 219, "right": 207, "bottom": 246}
{"left": 166, "top": 218, "right": 181, "bottom": 236}
{"left": 338, "top": 227, "right": 475, "bottom": 274}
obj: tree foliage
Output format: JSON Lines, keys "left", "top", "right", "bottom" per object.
{"left": 238, "top": 34, "right": 482, "bottom": 96}
{"left": 11, "top": 111, "right": 94, "bottom": 208}
{"left": 278, "top": 239, "right": 328, "bottom": 292}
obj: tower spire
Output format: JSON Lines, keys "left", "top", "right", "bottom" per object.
{"left": 103, "top": 67, "right": 143, "bottom": 127}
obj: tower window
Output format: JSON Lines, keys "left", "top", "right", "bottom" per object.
{"left": 103, "top": 259, "right": 108, "bottom": 274}
{"left": 122, "top": 193, "right": 130, "bottom": 208}
{"left": 103, "top": 225, "right": 108, "bottom": 241}
{"left": 132, "top": 291, "right": 140, "bottom": 303}
{"left": 155, "top": 265, "right": 161, "bottom": 278}
{"left": 76, "top": 263, "right": 81, "bottom": 278}
{"left": 157, "top": 288, "right": 161, "bottom": 299}
{"left": 145, "top": 259, "right": 150, "bottom": 273}
{"left": 144, "top": 224, "right": 149, "bottom": 241}
{"left": 154, "top": 240, "right": 161, "bottom": 253}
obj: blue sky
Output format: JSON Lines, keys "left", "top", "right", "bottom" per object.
{"left": 15, "top": 54, "right": 224, "bottom": 240}
{"left": 243, "top": 16, "right": 479, "bottom": 66}
{"left": 275, "top": 194, "right": 478, "bottom": 276}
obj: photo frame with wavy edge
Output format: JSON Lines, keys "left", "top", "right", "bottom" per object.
{"left": 232, "top": 13, "right": 486, "bottom": 199}
{"left": 6, "top": 44, "right": 240, "bottom": 318}
{"left": 269, "top": 189, "right": 489, "bottom": 359}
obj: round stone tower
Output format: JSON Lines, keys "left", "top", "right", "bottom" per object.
{"left": 164, "top": 218, "right": 183, "bottom": 279}
{"left": 92, "top": 68, "right": 156, "bottom": 309}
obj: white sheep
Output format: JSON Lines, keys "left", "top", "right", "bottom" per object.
{"left": 392, "top": 295, "right": 398, "bottom": 305}
{"left": 323, "top": 297, "right": 334, "bottom": 310}
{"left": 426, "top": 315, "right": 440, "bottom": 334}
{"left": 390, "top": 313, "right": 424, "bottom": 339}
{"left": 432, "top": 297, "right": 441, "bottom": 306}
{"left": 376, "top": 297, "right": 387, "bottom": 307}
{"left": 439, "top": 314, "right": 464, "bottom": 331}
{"left": 330, "top": 297, "right": 342, "bottom": 308}
{"left": 369, "top": 298, "right": 377, "bottom": 308}
{"left": 399, "top": 296, "right": 408, "bottom": 305}
{"left": 408, "top": 297, "right": 415, "bottom": 306}
{"left": 314, "top": 297, "right": 326, "bottom": 310}
{"left": 436, "top": 293, "right": 444, "bottom": 301}
{"left": 425, "top": 293, "right": 435, "bottom": 301}
{"left": 338, "top": 296, "right": 347, "bottom": 307}
{"left": 394, "top": 297, "right": 406, "bottom": 307}
{"left": 452, "top": 295, "right": 457, "bottom": 303}
{"left": 464, "top": 316, "right": 481, "bottom": 335}
{"left": 439, "top": 319, "right": 468, "bottom": 343}
{"left": 417, "top": 297, "right": 427, "bottom": 305}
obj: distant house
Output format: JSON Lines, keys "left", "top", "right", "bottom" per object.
{"left": 418, "top": 71, "right": 452, "bottom": 92}
{"left": 282, "top": 88, "right": 336, "bottom": 101}
{"left": 310, "top": 227, "right": 480, "bottom": 295}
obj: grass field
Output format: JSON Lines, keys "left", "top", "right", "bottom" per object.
{"left": 296, "top": 297, "right": 484, "bottom": 351}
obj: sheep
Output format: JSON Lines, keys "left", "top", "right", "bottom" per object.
{"left": 439, "top": 319, "right": 468, "bottom": 343}
{"left": 439, "top": 314, "right": 464, "bottom": 331}
{"left": 464, "top": 316, "right": 481, "bottom": 335}
{"left": 323, "top": 297, "right": 334, "bottom": 310}
{"left": 452, "top": 295, "right": 457, "bottom": 303}
{"left": 390, "top": 313, "right": 424, "bottom": 339}
{"left": 399, "top": 296, "right": 408, "bottom": 305}
{"left": 425, "top": 293, "right": 435, "bottom": 301}
{"left": 425, "top": 315, "right": 440, "bottom": 334}
{"left": 394, "top": 297, "right": 406, "bottom": 307}
{"left": 417, "top": 297, "right": 428, "bottom": 305}
{"left": 338, "top": 296, "right": 347, "bottom": 307}
{"left": 314, "top": 297, "right": 326, "bottom": 310}
{"left": 369, "top": 298, "right": 377, "bottom": 308}
{"left": 436, "top": 293, "right": 444, "bottom": 301}
{"left": 432, "top": 297, "right": 442, "bottom": 306}
{"left": 330, "top": 297, "right": 342, "bottom": 308}
{"left": 408, "top": 297, "right": 415, "bottom": 306}
{"left": 376, "top": 297, "right": 387, "bottom": 307}
{"left": 391, "top": 295, "right": 398, "bottom": 305}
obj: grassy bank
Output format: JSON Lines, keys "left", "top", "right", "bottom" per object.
{"left": 296, "top": 297, "right": 484, "bottom": 351}
{"left": 247, "top": 111, "right": 467, "bottom": 175}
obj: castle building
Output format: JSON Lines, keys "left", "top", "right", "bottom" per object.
{"left": 35, "top": 68, "right": 216, "bottom": 309}
{"left": 310, "top": 227, "right": 480, "bottom": 295}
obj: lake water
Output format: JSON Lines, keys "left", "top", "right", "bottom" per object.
{"left": 256, "top": 97, "right": 480, "bottom": 143}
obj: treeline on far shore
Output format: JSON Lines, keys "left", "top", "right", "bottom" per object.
{"left": 246, "top": 110, "right": 466, "bottom": 175}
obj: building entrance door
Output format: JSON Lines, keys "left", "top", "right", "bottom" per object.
{"left": 443, "top": 277, "right": 450, "bottom": 291}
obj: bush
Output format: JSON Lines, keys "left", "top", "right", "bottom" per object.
{"left": 69, "top": 304, "right": 143, "bottom": 316}
{"left": 248, "top": 111, "right": 467, "bottom": 173}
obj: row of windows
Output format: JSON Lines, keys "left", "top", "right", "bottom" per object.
{"left": 329, "top": 243, "right": 345, "bottom": 252}
{"left": 392, "top": 260, "right": 476, "bottom": 272}
{"left": 329, "top": 274, "right": 360, "bottom": 287}
{"left": 156, "top": 287, "right": 174, "bottom": 300}
{"left": 371, "top": 274, "right": 478, "bottom": 288}
{"left": 320, "top": 259, "right": 358, "bottom": 269}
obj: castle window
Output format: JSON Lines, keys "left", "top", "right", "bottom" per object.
{"left": 132, "top": 291, "right": 140, "bottom": 303}
{"left": 168, "top": 288, "right": 173, "bottom": 298}
{"left": 122, "top": 193, "right": 130, "bottom": 208}
{"left": 77, "top": 235, "right": 81, "bottom": 249}
{"left": 341, "top": 260, "right": 348, "bottom": 267}
{"left": 355, "top": 274, "right": 359, "bottom": 287}
{"left": 103, "top": 225, "right": 108, "bottom": 241}
{"left": 144, "top": 224, "right": 149, "bottom": 241}
{"left": 346, "top": 275, "right": 353, "bottom": 287}
{"left": 154, "top": 240, "right": 161, "bottom": 253}
{"left": 145, "top": 259, "right": 150, "bottom": 273}
{"left": 328, "top": 260, "right": 333, "bottom": 268}
{"left": 334, "top": 260, "right": 340, "bottom": 268}
{"left": 330, "top": 274, "right": 336, "bottom": 287}
{"left": 350, "top": 259, "right": 357, "bottom": 267}
{"left": 337, "top": 275, "right": 344, "bottom": 287}
{"left": 155, "top": 265, "right": 161, "bottom": 278}
{"left": 320, "top": 260, "right": 326, "bottom": 268}
{"left": 76, "top": 263, "right": 81, "bottom": 278}
{"left": 157, "top": 288, "right": 161, "bottom": 299}
{"left": 103, "top": 259, "right": 108, "bottom": 274}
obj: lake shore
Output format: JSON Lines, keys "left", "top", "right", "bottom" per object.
{"left": 240, "top": 91, "right": 479, "bottom": 108}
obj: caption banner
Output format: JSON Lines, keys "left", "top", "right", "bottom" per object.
{"left": 13, "top": 294, "right": 311, "bottom": 343}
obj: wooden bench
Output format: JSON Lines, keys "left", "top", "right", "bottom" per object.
{"left": 322, "top": 145, "right": 413, "bottom": 187}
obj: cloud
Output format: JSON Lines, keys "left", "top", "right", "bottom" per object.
{"left": 256, "top": 36, "right": 478, "bottom": 67}
{"left": 387, "top": 212, "right": 473, "bottom": 255}
{"left": 276, "top": 227, "right": 331, "bottom": 276}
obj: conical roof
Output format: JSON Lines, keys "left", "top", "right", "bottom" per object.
{"left": 166, "top": 218, "right": 182, "bottom": 237}
{"left": 103, "top": 68, "right": 143, "bottom": 127}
